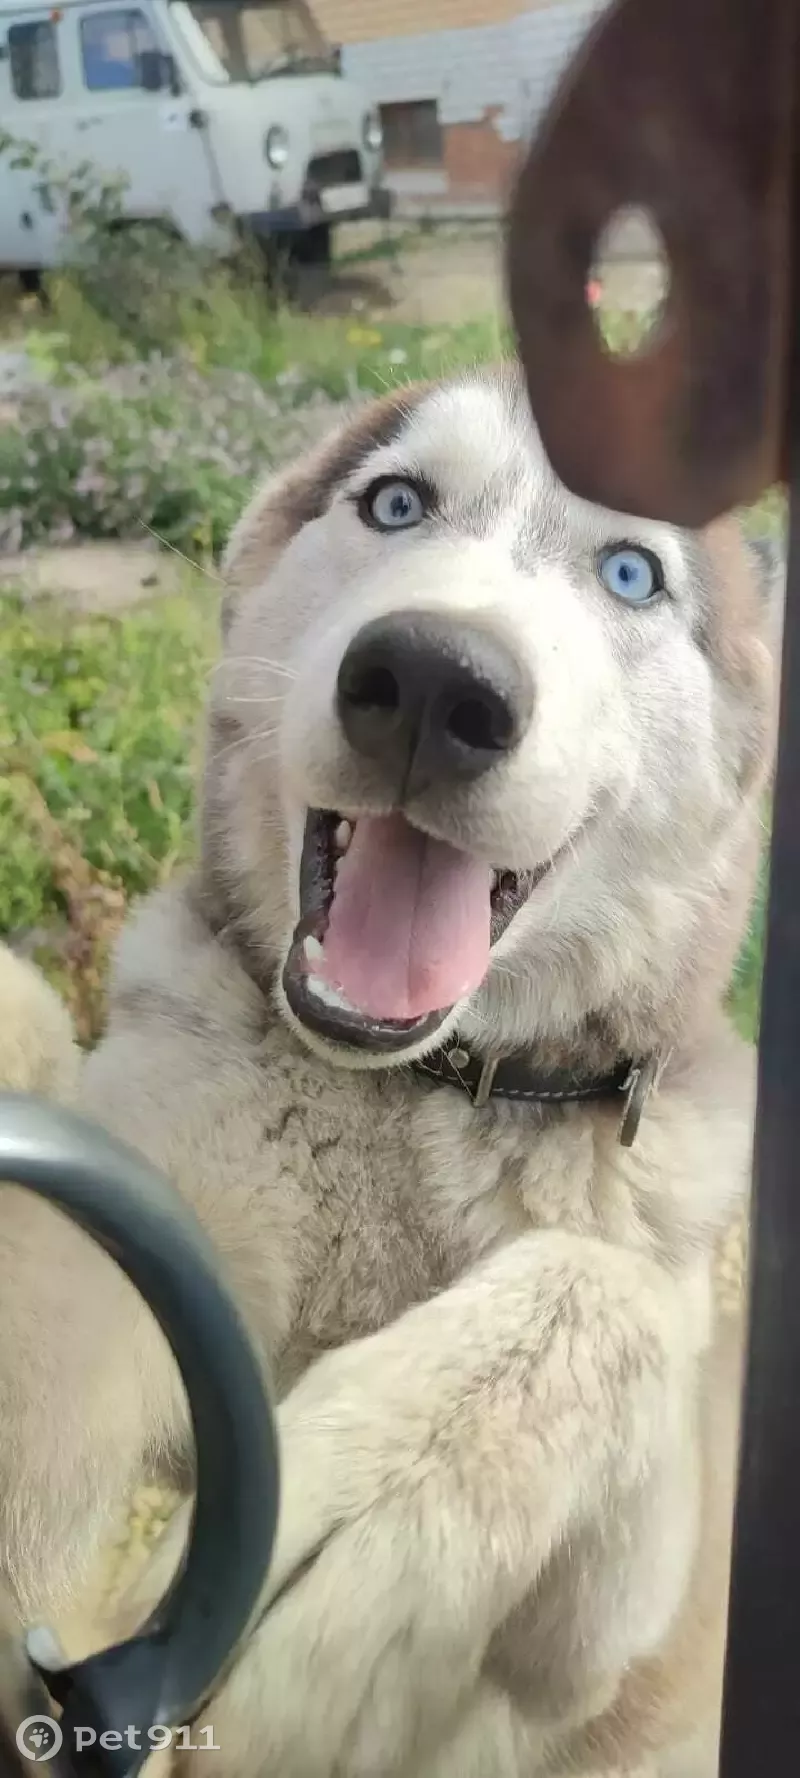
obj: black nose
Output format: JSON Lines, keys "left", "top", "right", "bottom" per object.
{"left": 336, "top": 612, "right": 534, "bottom": 793}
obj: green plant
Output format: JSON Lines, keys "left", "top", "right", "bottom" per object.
{"left": 0, "top": 128, "right": 224, "bottom": 359}
{"left": 728, "top": 851, "right": 769, "bottom": 1040}
{"left": 0, "top": 582, "right": 218, "bottom": 927}
{"left": 0, "top": 580, "right": 220, "bottom": 1038}
{"left": 0, "top": 361, "right": 337, "bottom": 556}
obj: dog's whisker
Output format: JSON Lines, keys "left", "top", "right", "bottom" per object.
{"left": 369, "top": 368, "right": 397, "bottom": 394}
{"left": 212, "top": 655, "right": 298, "bottom": 681}
{"left": 213, "top": 724, "right": 280, "bottom": 763}
{"left": 138, "top": 522, "right": 222, "bottom": 583}
{"left": 249, "top": 751, "right": 282, "bottom": 770}
{"left": 225, "top": 694, "right": 287, "bottom": 707}
{"left": 243, "top": 734, "right": 281, "bottom": 758}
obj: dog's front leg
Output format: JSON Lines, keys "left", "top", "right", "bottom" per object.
{"left": 177, "top": 1231, "right": 701, "bottom": 1778}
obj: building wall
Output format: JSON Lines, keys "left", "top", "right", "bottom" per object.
{"left": 314, "top": 1, "right": 530, "bottom": 42}
{"left": 313, "top": 1, "right": 608, "bottom": 205}
{"left": 443, "top": 108, "right": 520, "bottom": 202}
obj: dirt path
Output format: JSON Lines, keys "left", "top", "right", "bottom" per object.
{"left": 300, "top": 220, "right": 663, "bottom": 326}
{"left": 0, "top": 539, "right": 186, "bottom": 612}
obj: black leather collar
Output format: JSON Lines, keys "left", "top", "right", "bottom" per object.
{"left": 197, "top": 885, "right": 661, "bottom": 1149}
{"left": 412, "top": 1044, "right": 662, "bottom": 1146}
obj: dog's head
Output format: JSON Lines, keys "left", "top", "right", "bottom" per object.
{"left": 204, "top": 370, "right": 776, "bottom": 1070}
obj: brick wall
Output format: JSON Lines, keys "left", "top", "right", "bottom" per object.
{"left": 443, "top": 109, "right": 521, "bottom": 202}
{"left": 322, "top": 1, "right": 608, "bottom": 205}
{"left": 314, "top": 1, "right": 531, "bottom": 45}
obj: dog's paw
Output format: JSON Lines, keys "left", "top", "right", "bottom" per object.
{"left": 176, "top": 1349, "right": 495, "bottom": 1778}
{"left": 183, "top": 1476, "right": 480, "bottom": 1778}
{"left": 0, "top": 944, "right": 79, "bottom": 1099}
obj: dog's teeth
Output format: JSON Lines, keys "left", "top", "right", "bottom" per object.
{"left": 334, "top": 820, "right": 352, "bottom": 854}
{"left": 304, "top": 935, "right": 325, "bottom": 964}
{"left": 306, "top": 974, "right": 360, "bottom": 1015}
{"left": 490, "top": 870, "right": 499, "bottom": 890}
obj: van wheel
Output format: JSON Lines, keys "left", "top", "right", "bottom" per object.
{"left": 292, "top": 222, "right": 332, "bottom": 267}
{"left": 18, "top": 269, "right": 50, "bottom": 311}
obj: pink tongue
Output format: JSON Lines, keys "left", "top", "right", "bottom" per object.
{"left": 321, "top": 814, "right": 492, "bottom": 1021}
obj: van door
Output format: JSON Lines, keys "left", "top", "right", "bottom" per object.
{"left": 59, "top": 4, "right": 221, "bottom": 246}
{"left": 0, "top": 12, "right": 65, "bottom": 270}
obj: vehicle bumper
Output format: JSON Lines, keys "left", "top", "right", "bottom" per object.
{"left": 242, "top": 183, "right": 393, "bottom": 237}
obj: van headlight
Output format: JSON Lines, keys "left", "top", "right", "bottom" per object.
{"left": 265, "top": 125, "right": 290, "bottom": 170}
{"left": 363, "top": 110, "right": 383, "bottom": 153}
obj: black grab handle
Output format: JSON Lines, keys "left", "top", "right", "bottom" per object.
{"left": 0, "top": 1093, "right": 280, "bottom": 1776}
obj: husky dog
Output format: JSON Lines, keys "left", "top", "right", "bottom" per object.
{"left": 0, "top": 371, "right": 776, "bottom": 1777}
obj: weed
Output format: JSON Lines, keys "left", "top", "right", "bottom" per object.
{"left": 0, "top": 581, "right": 218, "bottom": 1034}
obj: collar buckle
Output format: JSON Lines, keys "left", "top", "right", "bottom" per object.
{"left": 471, "top": 1057, "right": 498, "bottom": 1108}
{"left": 619, "top": 1050, "right": 671, "bottom": 1147}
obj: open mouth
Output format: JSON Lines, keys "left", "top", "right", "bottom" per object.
{"left": 281, "top": 809, "right": 554, "bottom": 1054}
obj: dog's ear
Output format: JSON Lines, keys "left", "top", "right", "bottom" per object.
{"left": 220, "top": 387, "right": 428, "bottom": 638}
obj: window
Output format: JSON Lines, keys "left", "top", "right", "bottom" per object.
{"left": 380, "top": 100, "right": 443, "bottom": 170}
{"left": 184, "top": 1, "right": 335, "bottom": 85}
{"left": 8, "top": 20, "right": 61, "bottom": 99}
{"left": 80, "top": 7, "right": 159, "bottom": 90}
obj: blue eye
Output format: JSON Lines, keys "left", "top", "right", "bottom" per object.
{"left": 598, "top": 545, "right": 663, "bottom": 605}
{"left": 362, "top": 478, "right": 426, "bottom": 531}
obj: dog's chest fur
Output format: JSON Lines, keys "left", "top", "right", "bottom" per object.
{"left": 96, "top": 878, "right": 747, "bottom": 1405}
{"left": 260, "top": 1055, "right": 717, "bottom": 1399}
{"left": 246, "top": 1022, "right": 538, "bottom": 1389}
{"left": 240, "top": 1000, "right": 741, "bottom": 1381}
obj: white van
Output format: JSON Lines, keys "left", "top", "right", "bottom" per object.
{"left": 0, "top": 0, "right": 390, "bottom": 272}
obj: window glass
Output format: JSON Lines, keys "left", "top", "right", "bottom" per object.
{"left": 80, "top": 7, "right": 159, "bottom": 90}
{"left": 185, "top": 1, "right": 333, "bottom": 83}
{"left": 380, "top": 101, "right": 443, "bottom": 170}
{"left": 8, "top": 20, "right": 61, "bottom": 100}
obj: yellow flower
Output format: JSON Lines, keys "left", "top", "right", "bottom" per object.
{"left": 345, "top": 326, "right": 383, "bottom": 347}
{"left": 41, "top": 730, "right": 98, "bottom": 763}
{"left": 188, "top": 334, "right": 209, "bottom": 369}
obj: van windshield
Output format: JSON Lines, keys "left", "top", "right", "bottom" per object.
{"left": 177, "top": 0, "right": 337, "bottom": 81}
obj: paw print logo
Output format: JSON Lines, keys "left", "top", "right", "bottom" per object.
{"left": 15, "top": 1716, "right": 63, "bottom": 1762}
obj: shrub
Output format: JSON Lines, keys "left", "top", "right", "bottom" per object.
{"left": 0, "top": 361, "right": 342, "bottom": 557}
{"left": 0, "top": 582, "right": 219, "bottom": 1040}
{"left": 0, "top": 583, "right": 217, "bottom": 922}
{"left": 0, "top": 127, "right": 230, "bottom": 359}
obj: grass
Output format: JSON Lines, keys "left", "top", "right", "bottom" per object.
{"left": 8, "top": 264, "right": 511, "bottom": 399}
{"left": 0, "top": 577, "right": 219, "bottom": 1038}
{"left": 728, "top": 852, "right": 769, "bottom": 1042}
